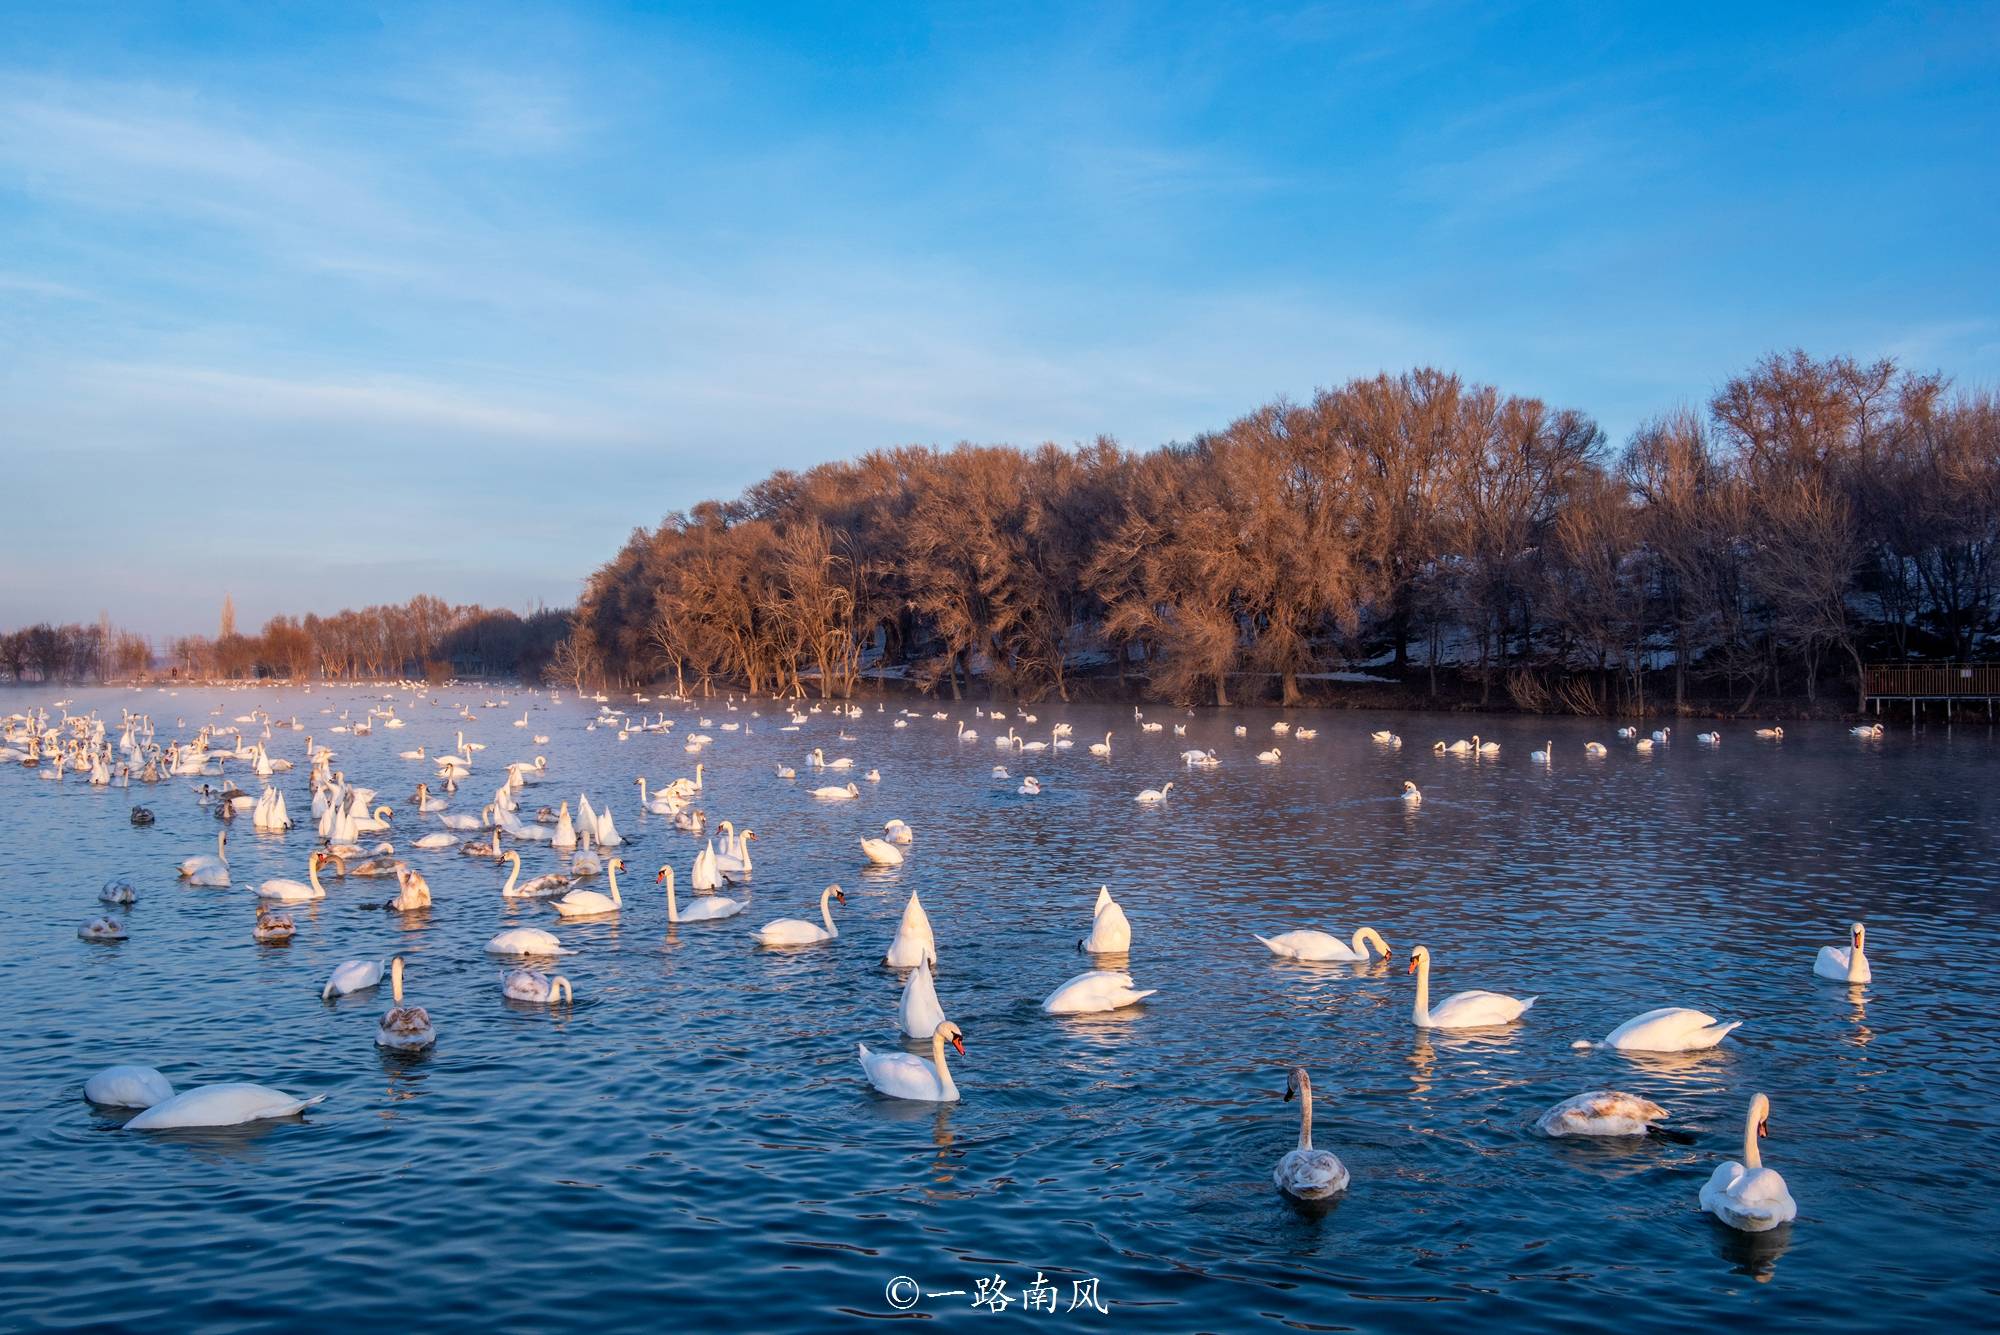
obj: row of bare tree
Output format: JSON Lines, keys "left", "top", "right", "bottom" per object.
{"left": 573, "top": 351, "right": 1998, "bottom": 711}
{"left": 2, "top": 599, "right": 571, "bottom": 684}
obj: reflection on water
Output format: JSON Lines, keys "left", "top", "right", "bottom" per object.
{"left": 2, "top": 686, "right": 1998, "bottom": 1331}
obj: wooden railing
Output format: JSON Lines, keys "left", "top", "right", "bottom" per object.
{"left": 1863, "top": 663, "right": 2000, "bottom": 698}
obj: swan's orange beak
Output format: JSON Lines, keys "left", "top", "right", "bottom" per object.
{"left": 1406, "top": 955, "right": 1417, "bottom": 974}
{"left": 833, "top": 888, "right": 847, "bottom": 904}
{"left": 950, "top": 1034, "right": 965, "bottom": 1057}
{"left": 655, "top": 868, "right": 666, "bottom": 883}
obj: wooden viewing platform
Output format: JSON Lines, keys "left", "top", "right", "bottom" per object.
{"left": 1863, "top": 662, "right": 2000, "bottom": 718}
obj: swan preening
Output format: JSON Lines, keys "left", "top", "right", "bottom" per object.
{"left": 1275, "top": 1067, "right": 1349, "bottom": 1200}
{"left": 860, "top": 835, "right": 904, "bottom": 865}
{"left": 1407, "top": 945, "right": 1534, "bottom": 1028}
{"left": 1571, "top": 1007, "right": 1740, "bottom": 1052}
{"left": 1536, "top": 1090, "right": 1669, "bottom": 1137}
{"left": 1256, "top": 925, "right": 1388, "bottom": 963}
{"left": 753, "top": 884, "right": 844, "bottom": 946}
{"left": 1814, "top": 922, "right": 1871, "bottom": 983}
{"left": 859, "top": 1021, "right": 964, "bottom": 1102}
{"left": 1700, "top": 1093, "right": 1797, "bottom": 1232}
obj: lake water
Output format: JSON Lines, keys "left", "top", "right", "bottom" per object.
{"left": 3, "top": 686, "right": 1994, "bottom": 1332}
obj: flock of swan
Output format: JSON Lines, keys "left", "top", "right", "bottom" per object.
{"left": 6, "top": 689, "right": 1883, "bottom": 1237}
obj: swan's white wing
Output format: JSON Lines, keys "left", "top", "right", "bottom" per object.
{"left": 857, "top": 1043, "right": 953, "bottom": 1101}
{"left": 1429, "top": 990, "right": 1533, "bottom": 1027}
{"left": 1256, "top": 930, "right": 1352, "bottom": 960}
{"left": 1275, "top": 1147, "right": 1349, "bottom": 1198}
{"left": 125, "top": 1083, "right": 324, "bottom": 1130}
{"left": 1604, "top": 1007, "right": 1736, "bottom": 1051}
{"left": 1536, "top": 1090, "right": 1668, "bottom": 1136}
{"left": 898, "top": 963, "right": 947, "bottom": 1038}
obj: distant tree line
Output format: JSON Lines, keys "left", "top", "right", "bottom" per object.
{"left": 573, "top": 350, "right": 1999, "bottom": 712}
{"left": 1, "top": 597, "right": 571, "bottom": 685}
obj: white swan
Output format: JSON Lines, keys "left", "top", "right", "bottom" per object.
{"left": 1536, "top": 1090, "right": 1669, "bottom": 1137}
{"left": 1089, "top": 732, "right": 1113, "bottom": 757}
{"left": 1700, "top": 1093, "right": 1797, "bottom": 1232}
{"left": 860, "top": 835, "right": 904, "bottom": 865}
{"left": 1042, "top": 969, "right": 1156, "bottom": 1014}
{"left": 882, "top": 819, "right": 914, "bottom": 845}
{"left": 1696, "top": 731, "right": 1721, "bottom": 745}
{"left": 1572, "top": 1006, "right": 1741, "bottom": 1052}
{"left": 375, "top": 956, "right": 435, "bottom": 1052}
{"left": 502, "top": 969, "right": 573, "bottom": 1004}
{"left": 659, "top": 864, "right": 743, "bottom": 921}
{"left": 1585, "top": 741, "right": 1608, "bottom": 756}
{"left": 884, "top": 891, "right": 937, "bottom": 967}
{"left": 1369, "top": 729, "right": 1394, "bottom": 743}
{"left": 85, "top": 1065, "right": 174, "bottom": 1109}
{"left": 125, "top": 1083, "right": 325, "bottom": 1130}
{"left": 1635, "top": 737, "right": 1655, "bottom": 753}
{"left": 1134, "top": 781, "right": 1174, "bottom": 803}
{"left": 897, "top": 960, "right": 947, "bottom": 1038}
{"left": 321, "top": 958, "right": 385, "bottom": 1000}
{"left": 1755, "top": 725, "right": 1784, "bottom": 740}
{"left": 811, "top": 782, "right": 860, "bottom": 800}
{"left": 1401, "top": 780, "right": 1421, "bottom": 804}
{"left": 1474, "top": 735, "right": 1499, "bottom": 755}
{"left": 1017, "top": 777, "right": 1041, "bottom": 795}
{"left": 257, "top": 851, "right": 329, "bottom": 903}
{"left": 858, "top": 1020, "right": 963, "bottom": 1102}
{"left": 1531, "top": 741, "right": 1552, "bottom": 764}
{"left": 485, "top": 926, "right": 569, "bottom": 956}
{"left": 752, "top": 884, "right": 844, "bottom": 946}
{"left": 1407, "top": 945, "right": 1534, "bottom": 1028}
{"left": 551, "top": 858, "right": 623, "bottom": 918}
{"left": 1850, "top": 722, "right": 1884, "bottom": 738}
{"left": 1255, "top": 925, "right": 1389, "bottom": 963}
{"left": 1814, "top": 922, "right": 1871, "bottom": 982}
{"left": 1256, "top": 748, "right": 1282, "bottom": 764}
{"left": 1274, "top": 1067, "right": 1349, "bottom": 1200}
{"left": 1078, "top": 886, "right": 1131, "bottom": 953}
{"left": 178, "top": 828, "right": 229, "bottom": 886}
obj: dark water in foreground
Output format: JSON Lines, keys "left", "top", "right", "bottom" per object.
{"left": 2, "top": 686, "right": 1995, "bottom": 1332}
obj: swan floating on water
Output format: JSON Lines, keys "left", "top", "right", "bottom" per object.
{"left": 1401, "top": 780, "right": 1421, "bottom": 805}
{"left": 1256, "top": 925, "right": 1388, "bottom": 963}
{"left": 502, "top": 969, "right": 573, "bottom": 1004}
{"left": 375, "top": 956, "right": 435, "bottom": 1052}
{"left": 1814, "top": 921, "right": 1871, "bottom": 982}
{"left": 125, "top": 1082, "right": 326, "bottom": 1130}
{"left": 658, "top": 864, "right": 743, "bottom": 921}
{"left": 1078, "top": 886, "right": 1131, "bottom": 953}
{"left": 753, "top": 885, "right": 844, "bottom": 946}
{"left": 78, "top": 916, "right": 127, "bottom": 942}
{"left": 897, "top": 960, "right": 948, "bottom": 1038}
{"left": 859, "top": 1020, "right": 963, "bottom": 1102}
{"left": 485, "top": 927, "right": 570, "bottom": 956}
{"left": 1134, "top": 781, "right": 1174, "bottom": 803}
{"left": 1274, "top": 1067, "right": 1348, "bottom": 1200}
{"left": 860, "top": 835, "right": 904, "bottom": 865}
{"left": 1042, "top": 969, "right": 1156, "bottom": 1015}
{"left": 884, "top": 891, "right": 937, "bottom": 967}
{"left": 322, "top": 958, "right": 385, "bottom": 1000}
{"left": 1407, "top": 945, "right": 1534, "bottom": 1028}
{"left": 1536, "top": 1090, "right": 1669, "bottom": 1137}
{"left": 551, "top": 858, "right": 623, "bottom": 918}
{"left": 1572, "top": 1006, "right": 1740, "bottom": 1052}
{"left": 85, "top": 1065, "right": 174, "bottom": 1109}
{"left": 1700, "top": 1093, "right": 1797, "bottom": 1232}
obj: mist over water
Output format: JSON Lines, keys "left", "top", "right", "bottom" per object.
{"left": 3, "top": 686, "right": 1995, "bottom": 1332}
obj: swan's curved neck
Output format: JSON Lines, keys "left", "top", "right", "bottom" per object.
{"left": 931, "top": 1030, "right": 957, "bottom": 1095}
{"left": 503, "top": 852, "right": 520, "bottom": 895}
{"left": 663, "top": 870, "right": 678, "bottom": 921}
{"left": 606, "top": 863, "right": 621, "bottom": 903}
{"left": 308, "top": 856, "right": 324, "bottom": 895}
{"left": 1413, "top": 954, "right": 1431, "bottom": 1024}
{"left": 821, "top": 890, "right": 838, "bottom": 935}
{"left": 1353, "top": 927, "right": 1386, "bottom": 959}
{"left": 1742, "top": 1105, "right": 1762, "bottom": 1170}
{"left": 1296, "top": 1073, "right": 1315, "bottom": 1148}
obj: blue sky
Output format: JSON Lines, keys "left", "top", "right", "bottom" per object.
{"left": 2, "top": 2, "right": 1995, "bottom": 637}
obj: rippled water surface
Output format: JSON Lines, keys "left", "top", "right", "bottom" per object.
{"left": 4, "top": 685, "right": 1996, "bottom": 1332}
